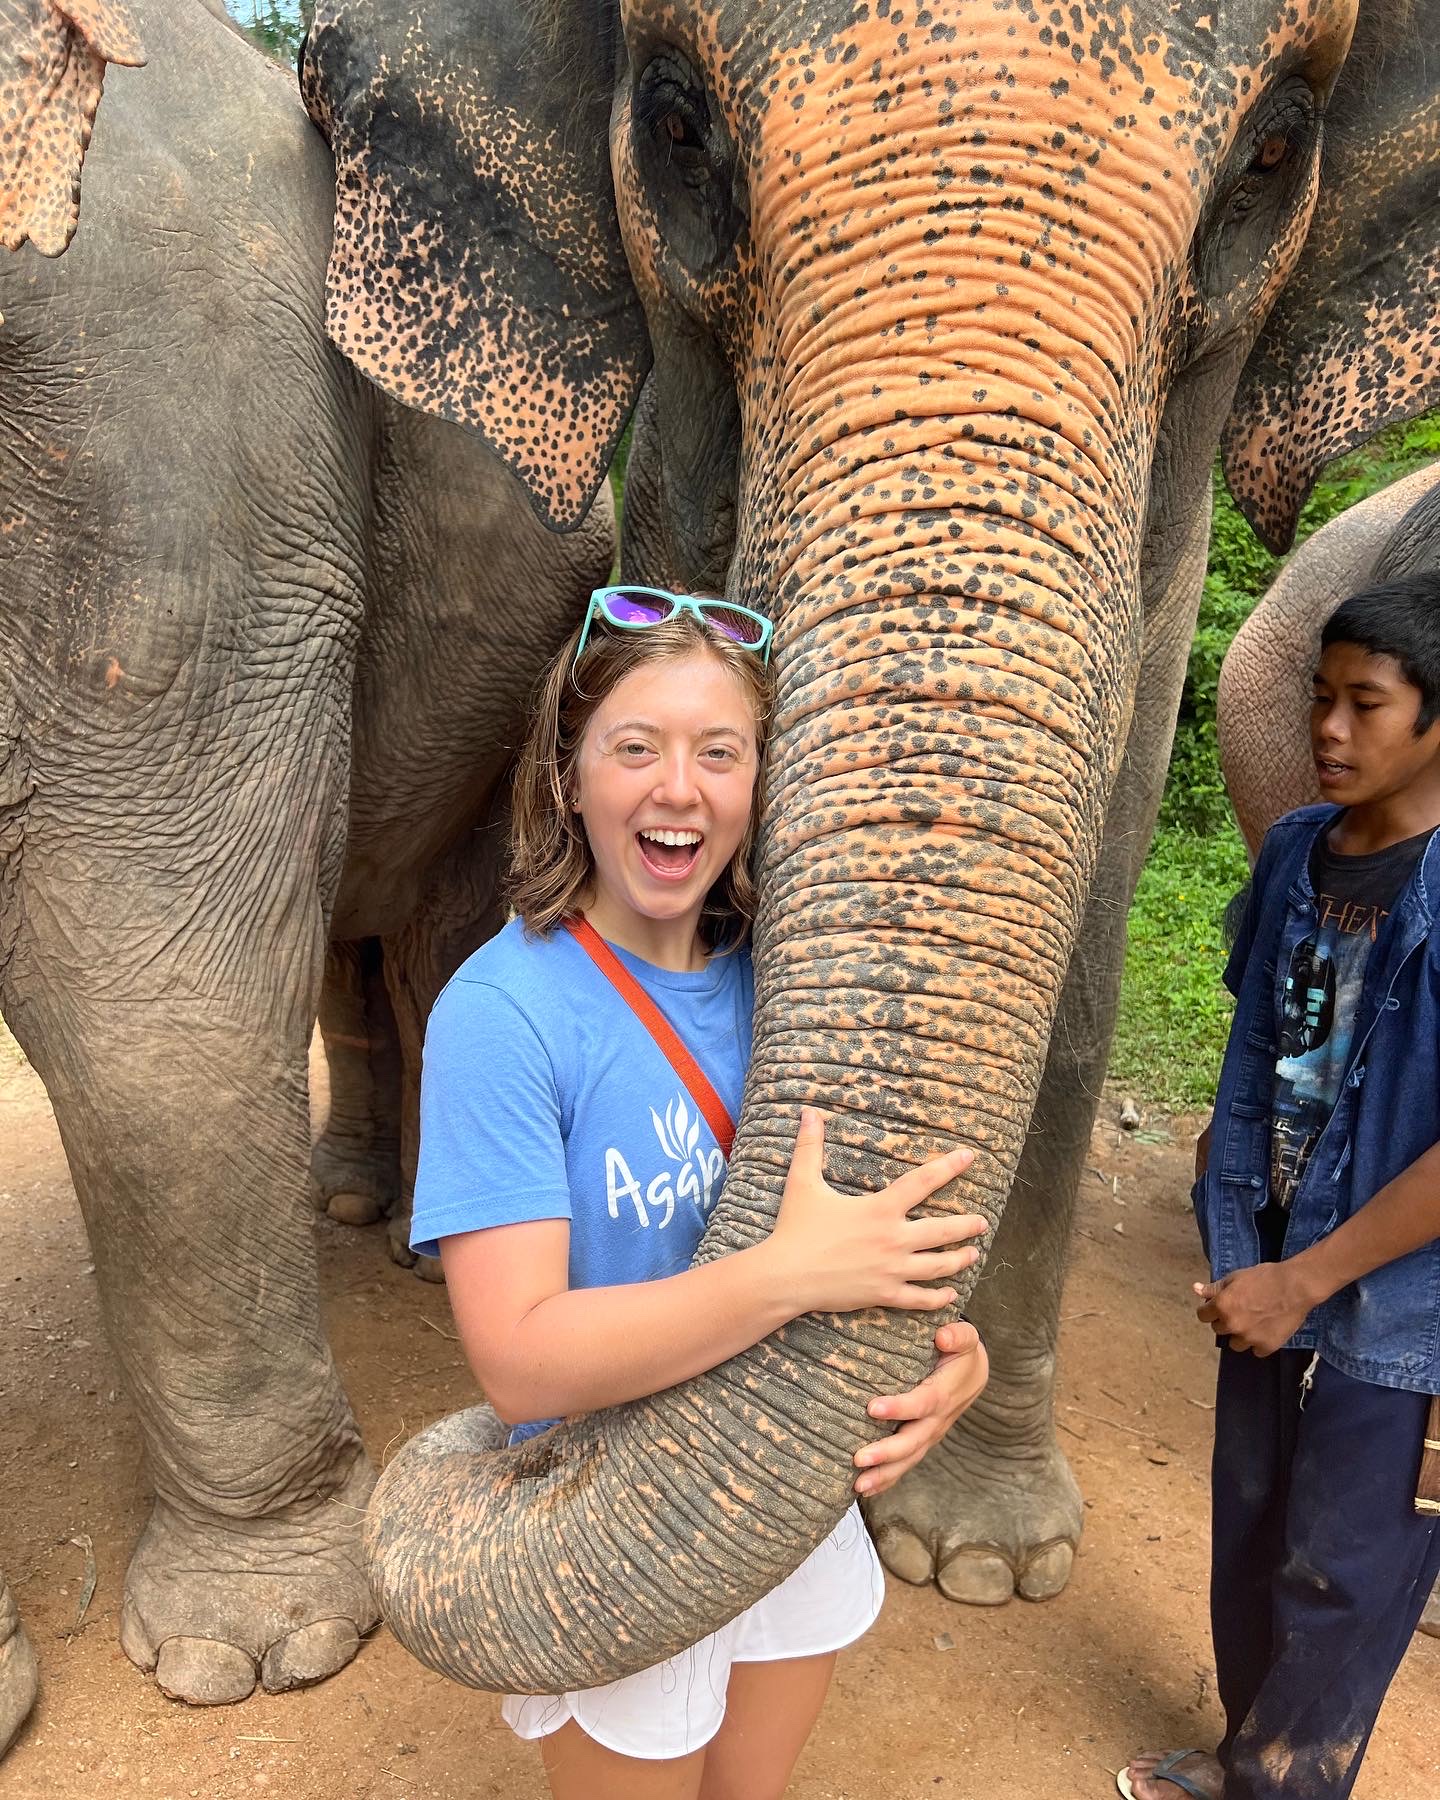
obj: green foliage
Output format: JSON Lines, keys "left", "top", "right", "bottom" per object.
{"left": 1110, "top": 822, "right": 1251, "bottom": 1110}
{"left": 230, "top": 2, "right": 310, "bottom": 64}
{"left": 608, "top": 420, "right": 633, "bottom": 559}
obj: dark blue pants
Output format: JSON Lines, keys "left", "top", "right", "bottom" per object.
{"left": 1211, "top": 1347, "right": 1440, "bottom": 1799}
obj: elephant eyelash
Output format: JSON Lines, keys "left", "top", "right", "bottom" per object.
{"left": 635, "top": 64, "right": 712, "bottom": 163}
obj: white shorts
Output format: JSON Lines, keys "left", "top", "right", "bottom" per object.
{"left": 501, "top": 1503, "right": 885, "bottom": 1760}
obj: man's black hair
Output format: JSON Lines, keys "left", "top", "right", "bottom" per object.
{"left": 1320, "top": 571, "right": 1440, "bottom": 734}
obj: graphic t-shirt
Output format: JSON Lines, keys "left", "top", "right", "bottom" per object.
{"left": 410, "top": 916, "right": 753, "bottom": 1440}
{"left": 1268, "top": 827, "right": 1432, "bottom": 1227}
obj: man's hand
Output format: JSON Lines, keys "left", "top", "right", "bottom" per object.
{"left": 852, "top": 1320, "right": 989, "bottom": 1495}
{"left": 1193, "top": 1263, "right": 1319, "bottom": 1356}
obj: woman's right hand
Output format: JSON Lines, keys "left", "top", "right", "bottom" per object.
{"left": 763, "top": 1107, "right": 987, "bottom": 1316}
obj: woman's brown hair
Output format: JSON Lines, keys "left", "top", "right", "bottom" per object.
{"left": 508, "top": 606, "right": 774, "bottom": 951}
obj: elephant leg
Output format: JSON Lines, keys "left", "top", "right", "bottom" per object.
{"left": 0, "top": 1574, "right": 38, "bottom": 1757}
{"left": 311, "top": 938, "right": 402, "bottom": 1226}
{"left": 863, "top": 926, "right": 1099, "bottom": 1603}
{"left": 379, "top": 813, "right": 511, "bottom": 1280}
{"left": 3, "top": 821, "right": 377, "bottom": 1704}
{"left": 866, "top": 491, "right": 1208, "bottom": 1603}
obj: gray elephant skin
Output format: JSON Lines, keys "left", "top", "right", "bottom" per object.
{"left": 288, "top": 0, "right": 1440, "bottom": 1693}
{"left": 0, "top": 0, "right": 612, "bottom": 1749}
{"left": 3, "top": 0, "right": 1439, "bottom": 1746}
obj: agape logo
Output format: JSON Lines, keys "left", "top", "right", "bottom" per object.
{"left": 604, "top": 1094, "right": 726, "bottom": 1229}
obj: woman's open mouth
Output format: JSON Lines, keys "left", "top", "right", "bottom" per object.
{"left": 636, "top": 828, "right": 704, "bottom": 879}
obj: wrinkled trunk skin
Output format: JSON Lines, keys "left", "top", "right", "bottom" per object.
{"left": 366, "top": 5, "right": 1226, "bottom": 1691}
{"left": 368, "top": 446, "right": 1144, "bottom": 1696}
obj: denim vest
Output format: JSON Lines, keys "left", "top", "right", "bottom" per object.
{"left": 1194, "top": 804, "right": 1440, "bottom": 1395}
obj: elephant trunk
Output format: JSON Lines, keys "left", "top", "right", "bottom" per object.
{"left": 364, "top": 408, "right": 1143, "bottom": 1693}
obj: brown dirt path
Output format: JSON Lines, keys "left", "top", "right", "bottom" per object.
{"left": 1, "top": 1027, "right": 1435, "bottom": 1799}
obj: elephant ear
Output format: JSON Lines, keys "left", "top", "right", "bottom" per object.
{"left": 1221, "top": 11, "right": 1440, "bottom": 553}
{"left": 300, "top": 1, "right": 649, "bottom": 532}
{"left": 0, "top": 0, "right": 145, "bottom": 257}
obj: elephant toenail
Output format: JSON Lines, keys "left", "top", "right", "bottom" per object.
{"left": 153, "top": 1637, "right": 258, "bottom": 1706}
{"left": 868, "top": 1517, "right": 934, "bottom": 1587}
{"left": 936, "top": 1547, "right": 1017, "bottom": 1606}
{"left": 326, "top": 1190, "right": 385, "bottom": 1226}
{"left": 261, "top": 1618, "right": 361, "bottom": 1692}
{"left": 1017, "top": 1538, "right": 1075, "bottom": 1600}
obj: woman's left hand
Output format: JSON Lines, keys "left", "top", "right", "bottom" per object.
{"left": 852, "top": 1319, "right": 989, "bottom": 1496}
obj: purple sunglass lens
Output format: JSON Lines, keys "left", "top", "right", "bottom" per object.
{"left": 705, "top": 606, "right": 765, "bottom": 645}
{"left": 606, "top": 593, "right": 673, "bottom": 625}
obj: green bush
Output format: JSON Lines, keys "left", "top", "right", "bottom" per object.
{"left": 232, "top": 3, "right": 310, "bottom": 63}
{"left": 1111, "top": 822, "right": 1251, "bottom": 1110}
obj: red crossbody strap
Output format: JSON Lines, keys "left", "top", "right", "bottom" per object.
{"left": 566, "top": 917, "right": 736, "bottom": 1159}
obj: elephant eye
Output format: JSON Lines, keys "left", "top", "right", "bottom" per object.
{"left": 1236, "top": 80, "right": 1317, "bottom": 185}
{"left": 632, "top": 51, "right": 745, "bottom": 277}
{"left": 1188, "top": 76, "right": 1319, "bottom": 336}
{"left": 1249, "top": 130, "right": 1295, "bottom": 175}
{"left": 636, "top": 60, "right": 712, "bottom": 171}
{"left": 659, "top": 109, "right": 703, "bottom": 157}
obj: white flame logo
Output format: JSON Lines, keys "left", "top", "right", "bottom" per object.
{"left": 651, "top": 1094, "right": 702, "bottom": 1163}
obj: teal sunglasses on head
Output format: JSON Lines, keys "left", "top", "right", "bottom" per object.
{"left": 575, "top": 586, "right": 774, "bottom": 665}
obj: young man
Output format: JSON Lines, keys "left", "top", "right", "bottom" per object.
{"left": 1122, "top": 570, "right": 1440, "bottom": 1800}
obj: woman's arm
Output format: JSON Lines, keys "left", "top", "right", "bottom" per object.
{"left": 443, "top": 1218, "right": 800, "bottom": 1423}
{"left": 442, "top": 1108, "right": 985, "bottom": 1424}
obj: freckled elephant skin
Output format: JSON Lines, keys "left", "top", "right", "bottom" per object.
{"left": 0, "top": 0, "right": 612, "bottom": 1737}
{"left": 0, "top": 0, "right": 146, "bottom": 259}
{"left": 304, "top": 0, "right": 1440, "bottom": 1689}
{"left": 1219, "top": 461, "right": 1440, "bottom": 856}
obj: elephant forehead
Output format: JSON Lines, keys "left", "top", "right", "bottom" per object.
{"left": 623, "top": 0, "right": 1357, "bottom": 178}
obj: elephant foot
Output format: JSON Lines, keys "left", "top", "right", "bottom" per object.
{"left": 0, "top": 1582, "right": 39, "bottom": 1757}
{"left": 386, "top": 1210, "right": 444, "bottom": 1282}
{"left": 119, "top": 1454, "right": 379, "bottom": 1705}
{"left": 1418, "top": 1574, "right": 1440, "bottom": 1639}
{"left": 864, "top": 1431, "right": 1082, "bottom": 1605}
{"left": 309, "top": 1134, "right": 395, "bottom": 1227}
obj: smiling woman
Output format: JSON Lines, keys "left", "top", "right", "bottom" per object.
{"left": 403, "top": 594, "right": 989, "bottom": 1795}
{"left": 508, "top": 598, "right": 774, "bottom": 960}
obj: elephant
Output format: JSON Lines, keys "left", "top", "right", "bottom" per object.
{"left": 287, "top": 0, "right": 1440, "bottom": 1693}
{"left": 0, "top": 0, "right": 613, "bottom": 1750}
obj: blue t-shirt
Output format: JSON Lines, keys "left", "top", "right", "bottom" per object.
{"left": 410, "top": 916, "right": 753, "bottom": 1439}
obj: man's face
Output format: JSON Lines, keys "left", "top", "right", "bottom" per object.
{"left": 1310, "top": 641, "right": 1440, "bottom": 807}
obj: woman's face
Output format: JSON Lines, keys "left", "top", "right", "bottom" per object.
{"left": 574, "top": 649, "right": 761, "bottom": 941}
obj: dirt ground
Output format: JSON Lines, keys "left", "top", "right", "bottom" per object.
{"left": 2, "top": 1028, "right": 1436, "bottom": 1800}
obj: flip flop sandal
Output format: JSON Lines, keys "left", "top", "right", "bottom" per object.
{"left": 1116, "top": 1749, "right": 1211, "bottom": 1799}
